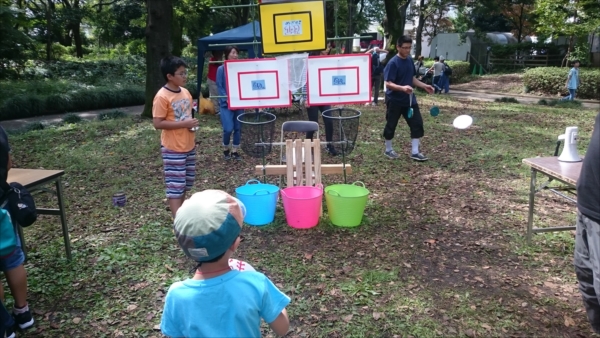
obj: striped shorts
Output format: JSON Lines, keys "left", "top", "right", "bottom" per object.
{"left": 161, "top": 146, "right": 196, "bottom": 199}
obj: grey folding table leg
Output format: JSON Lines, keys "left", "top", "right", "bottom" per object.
{"left": 527, "top": 168, "right": 537, "bottom": 244}
{"left": 56, "top": 177, "right": 72, "bottom": 260}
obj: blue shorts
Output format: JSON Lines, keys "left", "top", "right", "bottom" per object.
{"left": 0, "top": 234, "right": 24, "bottom": 272}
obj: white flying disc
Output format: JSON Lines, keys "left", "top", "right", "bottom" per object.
{"left": 453, "top": 115, "right": 473, "bottom": 129}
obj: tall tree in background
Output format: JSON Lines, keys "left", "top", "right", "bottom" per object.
{"left": 412, "top": 0, "right": 456, "bottom": 57}
{"left": 382, "top": 0, "right": 411, "bottom": 50}
{"left": 60, "top": 0, "right": 84, "bottom": 57}
{"left": 535, "top": 0, "right": 600, "bottom": 66}
{"left": 142, "top": 0, "right": 173, "bottom": 118}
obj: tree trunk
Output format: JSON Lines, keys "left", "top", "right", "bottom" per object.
{"left": 415, "top": 0, "right": 426, "bottom": 57}
{"left": 345, "top": 0, "right": 354, "bottom": 54}
{"left": 383, "top": 0, "right": 411, "bottom": 50}
{"left": 142, "top": 0, "right": 173, "bottom": 118}
{"left": 171, "top": 16, "right": 183, "bottom": 57}
{"left": 45, "top": 2, "right": 52, "bottom": 61}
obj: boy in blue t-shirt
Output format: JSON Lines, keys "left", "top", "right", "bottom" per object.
{"left": 382, "top": 35, "right": 435, "bottom": 161}
{"left": 560, "top": 60, "right": 581, "bottom": 101}
{"left": 161, "top": 190, "right": 290, "bottom": 338}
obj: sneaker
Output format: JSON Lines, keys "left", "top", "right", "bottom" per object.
{"left": 326, "top": 145, "right": 339, "bottom": 156}
{"left": 14, "top": 309, "right": 34, "bottom": 330}
{"left": 411, "top": 153, "right": 429, "bottom": 161}
{"left": 6, "top": 324, "right": 16, "bottom": 338}
{"left": 384, "top": 150, "right": 399, "bottom": 159}
{"left": 223, "top": 150, "right": 231, "bottom": 160}
{"left": 231, "top": 152, "right": 242, "bottom": 160}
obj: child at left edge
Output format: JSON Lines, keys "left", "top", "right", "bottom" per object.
{"left": 152, "top": 56, "right": 199, "bottom": 218}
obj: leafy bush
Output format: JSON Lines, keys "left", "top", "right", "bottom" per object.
{"left": 494, "top": 97, "right": 519, "bottom": 103}
{"left": 539, "top": 98, "right": 583, "bottom": 107}
{"left": 0, "top": 87, "right": 144, "bottom": 121}
{"left": 523, "top": 67, "right": 600, "bottom": 100}
{"left": 98, "top": 109, "right": 127, "bottom": 120}
{"left": 24, "top": 122, "right": 45, "bottom": 131}
{"left": 422, "top": 61, "right": 471, "bottom": 84}
{"left": 62, "top": 113, "right": 82, "bottom": 124}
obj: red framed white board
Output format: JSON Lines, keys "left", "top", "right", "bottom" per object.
{"left": 306, "top": 54, "right": 371, "bottom": 106}
{"left": 225, "top": 58, "right": 291, "bottom": 109}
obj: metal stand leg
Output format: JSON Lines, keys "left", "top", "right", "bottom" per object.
{"left": 56, "top": 177, "right": 72, "bottom": 260}
{"left": 527, "top": 168, "right": 537, "bottom": 245}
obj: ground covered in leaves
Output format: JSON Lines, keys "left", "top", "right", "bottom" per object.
{"left": 4, "top": 95, "right": 599, "bottom": 337}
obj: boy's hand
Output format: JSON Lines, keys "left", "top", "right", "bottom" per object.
{"left": 182, "top": 118, "right": 199, "bottom": 129}
{"left": 402, "top": 86, "right": 413, "bottom": 94}
{"left": 423, "top": 85, "right": 434, "bottom": 94}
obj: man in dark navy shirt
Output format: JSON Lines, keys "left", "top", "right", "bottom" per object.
{"left": 574, "top": 112, "right": 600, "bottom": 334}
{"left": 383, "top": 35, "right": 434, "bottom": 161}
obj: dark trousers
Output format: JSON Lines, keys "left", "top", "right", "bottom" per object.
{"left": 575, "top": 211, "right": 600, "bottom": 333}
{"left": 371, "top": 75, "right": 382, "bottom": 104}
{"left": 383, "top": 100, "right": 424, "bottom": 140}
{"left": 433, "top": 75, "right": 442, "bottom": 93}
{"left": 306, "top": 105, "right": 333, "bottom": 142}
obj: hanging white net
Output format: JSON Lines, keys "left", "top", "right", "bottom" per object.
{"left": 275, "top": 53, "right": 308, "bottom": 102}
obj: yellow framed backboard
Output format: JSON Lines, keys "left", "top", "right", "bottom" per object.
{"left": 259, "top": 0, "right": 327, "bottom": 54}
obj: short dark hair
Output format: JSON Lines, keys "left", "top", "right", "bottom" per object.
{"left": 160, "top": 56, "right": 188, "bottom": 82}
{"left": 396, "top": 35, "right": 412, "bottom": 47}
{"left": 572, "top": 60, "right": 580, "bottom": 65}
{"left": 224, "top": 46, "right": 240, "bottom": 60}
{"left": 434, "top": 56, "right": 439, "bottom": 61}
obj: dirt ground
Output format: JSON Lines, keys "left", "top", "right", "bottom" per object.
{"left": 452, "top": 74, "right": 525, "bottom": 94}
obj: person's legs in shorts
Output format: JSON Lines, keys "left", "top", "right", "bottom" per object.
{"left": 0, "top": 240, "right": 34, "bottom": 331}
{"left": 185, "top": 147, "right": 196, "bottom": 194}
{"left": 383, "top": 100, "right": 406, "bottom": 158}
{"left": 161, "top": 146, "right": 189, "bottom": 217}
{"left": 401, "top": 103, "right": 426, "bottom": 160}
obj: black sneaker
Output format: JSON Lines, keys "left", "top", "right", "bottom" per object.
{"left": 411, "top": 153, "right": 428, "bottom": 161}
{"left": 14, "top": 309, "right": 34, "bottom": 330}
{"left": 6, "top": 324, "right": 16, "bottom": 338}
{"left": 223, "top": 150, "right": 231, "bottom": 160}
{"left": 231, "top": 152, "right": 242, "bottom": 160}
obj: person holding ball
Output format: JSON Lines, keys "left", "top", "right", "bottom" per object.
{"left": 382, "top": 35, "right": 434, "bottom": 161}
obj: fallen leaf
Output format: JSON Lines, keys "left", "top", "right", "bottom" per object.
{"left": 164, "top": 264, "right": 174, "bottom": 272}
{"left": 153, "top": 324, "right": 161, "bottom": 331}
{"left": 465, "top": 328, "right": 476, "bottom": 337}
{"left": 126, "top": 304, "right": 138, "bottom": 312}
{"left": 342, "top": 314, "right": 353, "bottom": 323}
{"left": 73, "top": 317, "right": 81, "bottom": 324}
{"left": 146, "top": 313, "right": 154, "bottom": 321}
{"left": 564, "top": 315, "right": 575, "bottom": 327}
{"left": 521, "top": 302, "right": 528, "bottom": 307}
{"left": 481, "top": 323, "right": 491, "bottom": 330}
{"left": 482, "top": 266, "right": 490, "bottom": 270}
{"left": 373, "top": 312, "right": 383, "bottom": 320}
{"left": 403, "top": 263, "right": 411, "bottom": 268}
{"left": 304, "top": 253, "right": 313, "bottom": 260}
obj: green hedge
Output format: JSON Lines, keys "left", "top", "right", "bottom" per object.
{"left": 0, "top": 87, "right": 145, "bottom": 121}
{"left": 423, "top": 61, "right": 471, "bottom": 83}
{"left": 523, "top": 67, "right": 600, "bottom": 100}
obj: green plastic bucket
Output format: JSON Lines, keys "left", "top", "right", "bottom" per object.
{"left": 324, "top": 181, "right": 369, "bottom": 227}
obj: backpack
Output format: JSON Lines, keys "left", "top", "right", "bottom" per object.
{"left": 0, "top": 204, "right": 17, "bottom": 258}
{"left": 371, "top": 52, "right": 383, "bottom": 75}
{"left": 1, "top": 182, "right": 37, "bottom": 227}
{"left": 443, "top": 64, "right": 452, "bottom": 76}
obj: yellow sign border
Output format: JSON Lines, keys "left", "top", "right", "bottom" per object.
{"left": 259, "top": 0, "right": 327, "bottom": 54}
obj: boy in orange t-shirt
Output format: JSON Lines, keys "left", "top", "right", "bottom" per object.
{"left": 152, "top": 56, "right": 199, "bottom": 217}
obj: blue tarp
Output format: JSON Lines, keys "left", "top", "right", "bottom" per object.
{"left": 196, "top": 21, "right": 263, "bottom": 94}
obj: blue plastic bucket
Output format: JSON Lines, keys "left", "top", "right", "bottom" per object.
{"left": 235, "top": 180, "right": 280, "bottom": 226}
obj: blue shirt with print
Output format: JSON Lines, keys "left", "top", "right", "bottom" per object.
{"left": 568, "top": 68, "right": 579, "bottom": 89}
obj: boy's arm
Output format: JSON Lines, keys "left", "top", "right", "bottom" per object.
{"left": 413, "top": 77, "right": 434, "bottom": 94}
{"left": 152, "top": 96, "right": 198, "bottom": 130}
{"left": 268, "top": 309, "right": 290, "bottom": 337}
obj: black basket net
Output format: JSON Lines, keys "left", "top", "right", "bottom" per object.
{"left": 237, "top": 112, "right": 276, "bottom": 159}
{"left": 322, "top": 108, "right": 361, "bottom": 155}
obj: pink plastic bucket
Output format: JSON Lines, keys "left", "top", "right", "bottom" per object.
{"left": 280, "top": 184, "right": 323, "bottom": 229}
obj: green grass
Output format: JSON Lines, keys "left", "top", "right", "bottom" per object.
{"left": 4, "top": 97, "right": 599, "bottom": 337}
